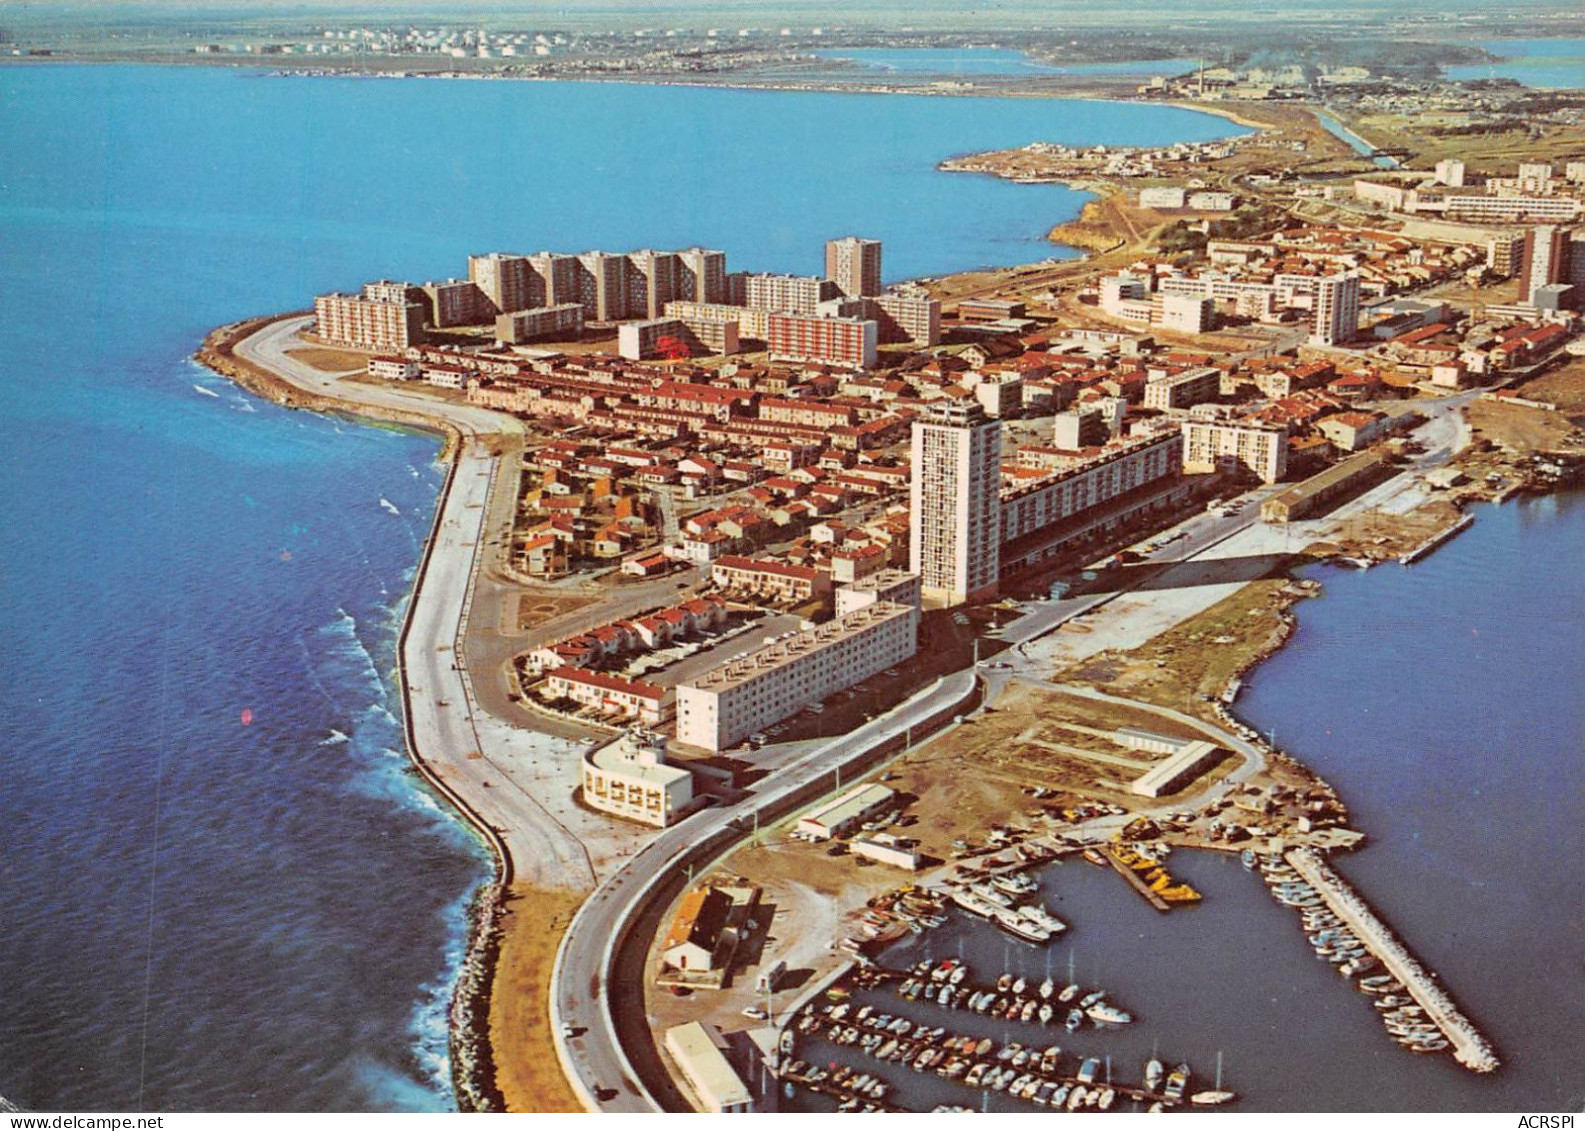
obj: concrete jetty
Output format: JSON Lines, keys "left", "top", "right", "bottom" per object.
{"left": 1285, "top": 847, "right": 1499, "bottom": 1073}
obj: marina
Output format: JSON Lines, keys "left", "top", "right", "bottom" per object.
{"left": 772, "top": 809, "right": 1522, "bottom": 1111}
{"left": 777, "top": 959, "right": 1228, "bottom": 1113}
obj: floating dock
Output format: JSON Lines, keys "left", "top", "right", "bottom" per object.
{"left": 1284, "top": 847, "right": 1499, "bottom": 1073}
{"left": 787, "top": 1004, "right": 1193, "bottom": 1109}
{"left": 1102, "top": 848, "right": 1172, "bottom": 912}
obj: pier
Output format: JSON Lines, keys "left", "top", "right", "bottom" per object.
{"left": 1398, "top": 513, "right": 1474, "bottom": 565}
{"left": 1101, "top": 848, "right": 1172, "bottom": 912}
{"left": 1285, "top": 847, "right": 1499, "bottom": 1073}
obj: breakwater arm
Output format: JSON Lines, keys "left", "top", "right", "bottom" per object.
{"left": 1285, "top": 847, "right": 1499, "bottom": 1073}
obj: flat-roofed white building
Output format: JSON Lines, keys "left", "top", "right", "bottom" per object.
{"left": 1143, "top": 367, "right": 1221, "bottom": 411}
{"left": 666, "top": 300, "right": 771, "bottom": 340}
{"left": 1130, "top": 739, "right": 1223, "bottom": 797}
{"left": 1310, "top": 273, "right": 1361, "bottom": 347}
{"left": 1444, "top": 194, "right": 1581, "bottom": 224}
{"left": 664, "top": 1022, "right": 753, "bottom": 1113}
{"left": 796, "top": 783, "right": 896, "bottom": 840}
{"left": 1114, "top": 726, "right": 1192, "bottom": 755}
{"left": 495, "top": 303, "right": 584, "bottom": 344}
{"left": 767, "top": 313, "right": 878, "bottom": 370}
{"left": 851, "top": 832, "right": 921, "bottom": 869}
{"left": 581, "top": 729, "right": 693, "bottom": 827}
{"left": 742, "top": 272, "right": 834, "bottom": 314}
{"left": 871, "top": 292, "right": 941, "bottom": 346}
{"left": 1188, "top": 190, "right": 1235, "bottom": 211}
{"left": 998, "top": 430, "right": 1185, "bottom": 569}
{"left": 910, "top": 401, "right": 1002, "bottom": 607}
{"left": 674, "top": 602, "right": 916, "bottom": 751}
{"left": 1139, "top": 186, "right": 1186, "bottom": 209}
{"left": 619, "top": 317, "right": 689, "bottom": 360}
{"left": 1156, "top": 293, "right": 1215, "bottom": 334}
{"left": 835, "top": 569, "right": 921, "bottom": 619}
{"left": 314, "top": 289, "right": 425, "bottom": 351}
{"left": 367, "top": 356, "right": 420, "bottom": 381}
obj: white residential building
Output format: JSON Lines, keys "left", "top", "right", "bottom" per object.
{"left": 1181, "top": 418, "right": 1290, "bottom": 483}
{"left": 1434, "top": 159, "right": 1466, "bottom": 188}
{"left": 910, "top": 401, "right": 1003, "bottom": 606}
{"left": 1143, "top": 367, "right": 1221, "bottom": 411}
{"left": 1310, "top": 273, "right": 1361, "bottom": 347}
{"left": 825, "top": 235, "right": 883, "bottom": 297}
{"left": 1156, "top": 292, "right": 1214, "bottom": 334}
{"left": 834, "top": 569, "right": 921, "bottom": 618}
{"left": 674, "top": 602, "right": 917, "bottom": 752}
{"left": 1139, "top": 186, "right": 1186, "bottom": 209}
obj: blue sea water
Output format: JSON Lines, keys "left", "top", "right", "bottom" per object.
{"left": 819, "top": 47, "right": 1196, "bottom": 78}
{"left": 0, "top": 65, "right": 1244, "bottom": 1111}
{"left": 1444, "top": 38, "right": 1585, "bottom": 89}
{"left": 806, "top": 493, "right": 1584, "bottom": 1112}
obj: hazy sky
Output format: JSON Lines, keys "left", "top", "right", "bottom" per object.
{"left": 6, "top": 0, "right": 1582, "bottom": 19}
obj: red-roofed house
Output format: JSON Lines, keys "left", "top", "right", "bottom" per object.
{"left": 712, "top": 555, "right": 829, "bottom": 602}
{"left": 544, "top": 667, "right": 673, "bottom": 725}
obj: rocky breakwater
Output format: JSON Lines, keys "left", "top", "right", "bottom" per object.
{"left": 450, "top": 883, "right": 509, "bottom": 1112}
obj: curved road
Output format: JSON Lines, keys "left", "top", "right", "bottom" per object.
{"left": 551, "top": 669, "right": 978, "bottom": 1112}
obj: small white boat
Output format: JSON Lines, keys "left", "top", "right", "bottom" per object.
{"left": 1087, "top": 1002, "right": 1133, "bottom": 1025}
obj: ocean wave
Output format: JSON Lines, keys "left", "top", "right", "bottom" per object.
{"left": 313, "top": 608, "right": 386, "bottom": 702}
{"left": 407, "top": 896, "right": 474, "bottom": 1105}
{"left": 351, "top": 1056, "right": 453, "bottom": 1115}
{"left": 318, "top": 729, "right": 350, "bottom": 746}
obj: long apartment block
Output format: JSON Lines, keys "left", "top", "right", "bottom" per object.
{"left": 674, "top": 601, "right": 917, "bottom": 752}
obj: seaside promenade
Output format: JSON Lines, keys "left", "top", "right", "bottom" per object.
{"left": 237, "top": 317, "right": 598, "bottom": 890}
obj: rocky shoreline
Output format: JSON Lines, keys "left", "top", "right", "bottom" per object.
{"left": 193, "top": 317, "right": 464, "bottom": 461}
{"left": 449, "top": 884, "right": 509, "bottom": 1113}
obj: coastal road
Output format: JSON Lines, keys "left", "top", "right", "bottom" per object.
{"left": 237, "top": 317, "right": 596, "bottom": 890}
{"left": 238, "top": 315, "right": 525, "bottom": 439}
{"left": 552, "top": 669, "right": 980, "bottom": 1113}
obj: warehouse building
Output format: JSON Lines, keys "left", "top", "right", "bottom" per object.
{"left": 796, "top": 783, "right": 897, "bottom": 841}
{"left": 664, "top": 1022, "right": 753, "bottom": 1113}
